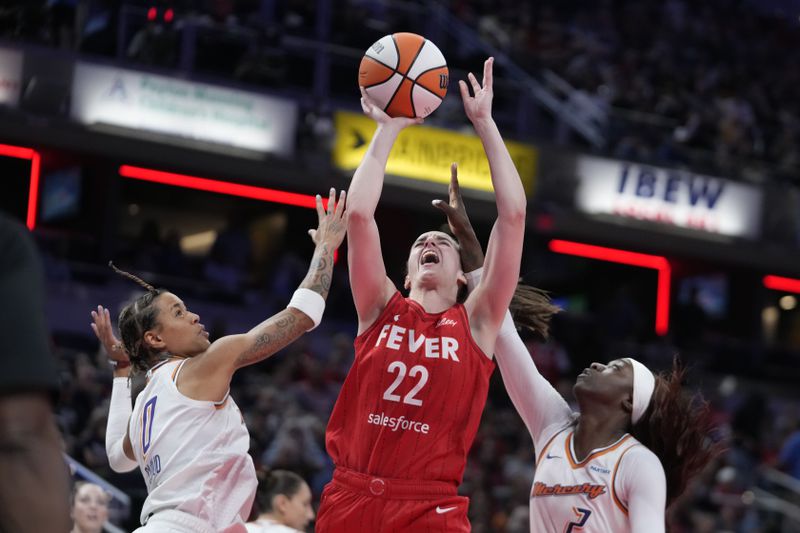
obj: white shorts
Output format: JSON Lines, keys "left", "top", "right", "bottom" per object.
{"left": 134, "top": 510, "right": 217, "bottom": 533}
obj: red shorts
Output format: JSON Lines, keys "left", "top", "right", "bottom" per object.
{"left": 315, "top": 468, "right": 471, "bottom": 533}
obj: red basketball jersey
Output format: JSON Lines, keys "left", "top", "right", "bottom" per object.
{"left": 326, "top": 291, "right": 495, "bottom": 485}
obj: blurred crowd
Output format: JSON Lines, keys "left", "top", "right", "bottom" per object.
{"left": 447, "top": 0, "right": 800, "bottom": 183}
{"left": 3, "top": 0, "right": 799, "bottom": 183}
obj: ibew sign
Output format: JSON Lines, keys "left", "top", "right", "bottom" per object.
{"left": 575, "top": 155, "right": 762, "bottom": 239}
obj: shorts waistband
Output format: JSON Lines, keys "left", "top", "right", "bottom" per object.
{"left": 332, "top": 467, "right": 457, "bottom": 500}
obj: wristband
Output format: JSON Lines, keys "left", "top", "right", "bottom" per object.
{"left": 464, "top": 267, "right": 484, "bottom": 291}
{"left": 288, "top": 288, "right": 326, "bottom": 331}
{"left": 109, "top": 359, "right": 131, "bottom": 369}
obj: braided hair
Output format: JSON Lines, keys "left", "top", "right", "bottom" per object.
{"left": 109, "top": 262, "right": 166, "bottom": 375}
{"left": 509, "top": 283, "right": 560, "bottom": 341}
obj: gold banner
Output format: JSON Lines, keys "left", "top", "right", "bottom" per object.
{"left": 333, "top": 111, "right": 537, "bottom": 193}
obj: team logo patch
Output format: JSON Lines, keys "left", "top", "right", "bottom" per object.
{"left": 532, "top": 482, "right": 606, "bottom": 500}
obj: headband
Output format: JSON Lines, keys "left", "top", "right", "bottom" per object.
{"left": 624, "top": 358, "right": 655, "bottom": 424}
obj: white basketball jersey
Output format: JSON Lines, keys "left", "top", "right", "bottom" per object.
{"left": 129, "top": 358, "right": 257, "bottom": 532}
{"left": 245, "top": 518, "right": 302, "bottom": 532}
{"left": 530, "top": 426, "right": 644, "bottom": 533}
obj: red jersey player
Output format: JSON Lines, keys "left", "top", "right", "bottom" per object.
{"left": 316, "top": 57, "right": 527, "bottom": 532}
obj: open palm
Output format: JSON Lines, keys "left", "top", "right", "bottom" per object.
{"left": 90, "top": 305, "right": 128, "bottom": 363}
{"left": 459, "top": 57, "right": 494, "bottom": 123}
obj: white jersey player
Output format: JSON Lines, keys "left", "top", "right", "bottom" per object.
{"left": 91, "top": 190, "right": 347, "bottom": 532}
{"left": 437, "top": 169, "right": 718, "bottom": 533}
{"left": 466, "top": 271, "right": 716, "bottom": 532}
{"left": 491, "top": 311, "right": 667, "bottom": 532}
{"left": 129, "top": 358, "right": 254, "bottom": 531}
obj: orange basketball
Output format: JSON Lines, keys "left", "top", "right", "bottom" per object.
{"left": 359, "top": 32, "right": 449, "bottom": 119}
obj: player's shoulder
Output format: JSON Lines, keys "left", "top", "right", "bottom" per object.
{"left": 619, "top": 440, "right": 665, "bottom": 480}
{"left": 139, "top": 359, "right": 183, "bottom": 395}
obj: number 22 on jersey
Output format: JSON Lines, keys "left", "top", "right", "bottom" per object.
{"left": 382, "top": 361, "right": 429, "bottom": 406}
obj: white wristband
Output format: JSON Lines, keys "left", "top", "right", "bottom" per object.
{"left": 465, "top": 267, "right": 484, "bottom": 291}
{"left": 289, "top": 288, "right": 326, "bottom": 331}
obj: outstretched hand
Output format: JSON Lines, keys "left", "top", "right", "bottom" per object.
{"left": 309, "top": 188, "right": 347, "bottom": 249}
{"left": 459, "top": 57, "right": 494, "bottom": 124}
{"left": 432, "top": 163, "right": 485, "bottom": 272}
{"left": 90, "top": 305, "right": 128, "bottom": 363}
{"left": 360, "top": 87, "right": 423, "bottom": 129}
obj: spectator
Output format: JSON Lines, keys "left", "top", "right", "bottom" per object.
{"left": 70, "top": 482, "right": 111, "bottom": 533}
{"left": 246, "top": 469, "right": 314, "bottom": 533}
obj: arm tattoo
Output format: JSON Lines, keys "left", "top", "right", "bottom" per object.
{"left": 237, "top": 240, "right": 338, "bottom": 367}
{"left": 300, "top": 243, "right": 335, "bottom": 298}
{"left": 236, "top": 311, "right": 307, "bottom": 367}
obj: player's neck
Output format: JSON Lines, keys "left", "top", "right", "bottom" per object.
{"left": 408, "top": 286, "right": 456, "bottom": 313}
{"left": 573, "top": 412, "right": 629, "bottom": 461}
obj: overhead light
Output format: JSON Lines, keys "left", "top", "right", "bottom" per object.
{"left": 119, "top": 165, "right": 322, "bottom": 209}
{"left": 180, "top": 229, "right": 217, "bottom": 254}
{"left": 779, "top": 295, "right": 797, "bottom": 311}
{"left": 0, "top": 143, "right": 40, "bottom": 230}
{"left": 119, "top": 165, "right": 339, "bottom": 263}
{"left": 549, "top": 239, "right": 671, "bottom": 336}
{"left": 764, "top": 275, "right": 800, "bottom": 294}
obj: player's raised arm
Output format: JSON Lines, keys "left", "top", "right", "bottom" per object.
{"left": 177, "top": 189, "right": 347, "bottom": 401}
{"left": 348, "top": 89, "right": 421, "bottom": 333}
{"left": 436, "top": 168, "right": 571, "bottom": 442}
{"left": 90, "top": 306, "right": 137, "bottom": 472}
{"left": 460, "top": 58, "right": 527, "bottom": 354}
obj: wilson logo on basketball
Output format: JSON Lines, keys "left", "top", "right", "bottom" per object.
{"left": 532, "top": 482, "right": 607, "bottom": 500}
{"left": 439, "top": 74, "right": 448, "bottom": 89}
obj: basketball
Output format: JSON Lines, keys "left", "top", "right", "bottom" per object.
{"left": 359, "top": 32, "right": 449, "bottom": 119}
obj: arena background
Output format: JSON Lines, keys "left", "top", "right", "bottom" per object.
{"left": 2, "top": 0, "right": 800, "bottom": 531}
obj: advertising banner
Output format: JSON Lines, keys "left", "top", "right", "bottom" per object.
{"left": 333, "top": 111, "right": 537, "bottom": 193}
{"left": 566, "top": 154, "right": 762, "bottom": 239}
{"left": 71, "top": 63, "right": 297, "bottom": 155}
